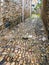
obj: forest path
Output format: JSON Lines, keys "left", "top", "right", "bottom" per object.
{"left": 0, "top": 16, "right": 49, "bottom": 65}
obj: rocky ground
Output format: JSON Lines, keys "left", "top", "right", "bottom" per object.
{"left": 0, "top": 16, "right": 49, "bottom": 65}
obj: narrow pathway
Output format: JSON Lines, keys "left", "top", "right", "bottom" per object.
{"left": 0, "top": 17, "right": 49, "bottom": 65}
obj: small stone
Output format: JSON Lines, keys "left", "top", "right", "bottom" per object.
{"left": 14, "top": 49, "right": 18, "bottom": 53}
{"left": 2, "top": 52, "right": 8, "bottom": 55}
{"left": 18, "top": 51, "right": 20, "bottom": 54}
{"left": 0, "top": 56, "right": 4, "bottom": 62}
{"left": 11, "top": 48, "right": 14, "bottom": 52}
{"left": 28, "top": 35, "right": 32, "bottom": 38}
{"left": 0, "top": 47, "right": 3, "bottom": 52}
{"left": 31, "top": 58, "right": 35, "bottom": 64}
{"left": 6, "top": 62, "right": 11, "bottom": 65}
{"left": 19, "top": 54, "right": 21, "bottom": 57}
{"left": 12, "top": 30, "right": 15, "bottom": 33}
{"left": 42, "top": 37, "right": 46, "bottom": 41}
{"left": 19, "top": 60, "right": 23, "bottom": 64}
{"left": 46, "top": 46, "right": 49, "bottom": 53}
{"left": 11, "top": 62, "right": 15, "bottom": 65}
{"left": 8, "top": 48, "right": 10, "bottom": 51}
{"left": 7, "top": 57, "right": 10, "bottom": 61}
{"left": 0, "top": 22, "right": 3, "bottom": 26}
{"left": 9, "top": 52, "right": 15, "bottom": 58}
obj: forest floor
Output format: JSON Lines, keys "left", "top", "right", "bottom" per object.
{"left": 0, "top": 15, "right": 49, "bottom": 65}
